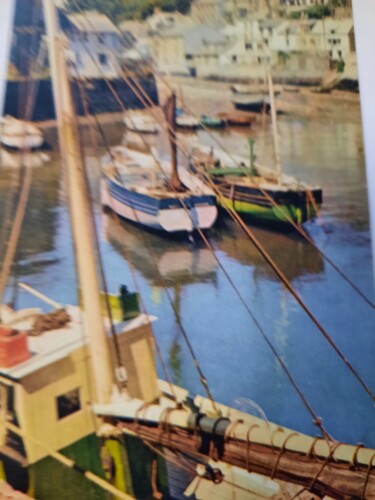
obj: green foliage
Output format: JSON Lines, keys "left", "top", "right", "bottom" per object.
{"left": 288, "top": 11, "right": 301, "bottom": 19}
{"left": 306, "top": 5, "right": 332, "bottom": 19}
{"left": 66, "top": 0, "right": 193, "bottom": 22}
{"left": 278, "top": 51, "right": 290, "bottom": 64}
{"left": 337, "top": 59, "right": 345, "bottom": 73}
{"left": 176, "top": 0, "right": 191, "bottom": 14}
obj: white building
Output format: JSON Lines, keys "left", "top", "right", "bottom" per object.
{"left": 149, "top": 23, "right": 223, "bottom": 76}
{"left": 311, "top": 19, "right": 355, "bottom": 63}
{"left": 271, "top": 20, "right": 317, "bottom": 53}
{"left": 64, "top": 11, "right": 123, "bottom": 79}
{"left": 146, "top": 10, "right": 194, "bottom": 32}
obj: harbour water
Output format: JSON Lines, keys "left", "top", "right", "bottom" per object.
{"left": 0, "top": 94, "right": 374, "bottom": 495}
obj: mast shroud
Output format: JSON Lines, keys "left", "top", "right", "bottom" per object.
{"left": 42, "top": 0, "right": 113, "bottom": 404}
{"left": 163, "top": 92, "right": 182, "bottom": 191}
{"left": 267, "top": 71, "right": 281, "bottom": 180}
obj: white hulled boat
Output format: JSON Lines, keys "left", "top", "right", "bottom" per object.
{"left": 0, "top": 116, "right": 44, "bottom": 150}
{"left": 123, "top": 110, "right": 160, "bottom": 134}
{"left": 101, "top": 144, "right": 218, "bottom": 233}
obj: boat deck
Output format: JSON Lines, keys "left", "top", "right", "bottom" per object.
{"left": 0, "top": 306, "right": 154, "bottom": 380}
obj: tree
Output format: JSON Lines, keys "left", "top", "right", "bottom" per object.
{"left": 66, "top": 0, "right": 193, "bottom": 22}
{"left": 176, "top": 0, "right": 191, "bottom": 14}
{"left": 306, "top": 4, "right": 332, "bottom": 19}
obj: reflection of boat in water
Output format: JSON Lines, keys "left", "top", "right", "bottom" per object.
{"left": 216, "top": 219, "right": 324, "bottom": 282}
{"left": 0, "top": 148, "right": 49, "bottom": 168}
{"left": 102, "top": 212, "right": 217, "bottom": 287}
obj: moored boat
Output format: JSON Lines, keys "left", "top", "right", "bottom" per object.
{"left": 200, "top": 114, "right": 226, "bottom": 128}
{"left": 101, "top": 146, "right": 218, "bottom": 233}
{"left": 189, "top": 144, "right": 322, "bottom": 226}
{"left": 123, "top": 111, "right": 160, "bottom": 134}
{"left": 0, "top": 116, "right": 44, "bottom": 150}
{"left": 231, "top": 92, "right": 271, "bottom": 113}
{"left": 176, "top": 112, "right": 200, "bottom": 130}
{"left": 216, "top": 111, "right": 256, "bottom": 127}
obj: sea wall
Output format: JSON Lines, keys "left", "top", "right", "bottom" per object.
{"left": 4, "top": 76, "right": 159, "bottom": 122}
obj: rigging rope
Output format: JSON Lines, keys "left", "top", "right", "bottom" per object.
{"left": 66, "top": 6, "right": 332, "bottom": 435}
{"left": 98, "top": 58, "right": 375, "bottom": 411}
{"left": 105, "top": 10, "right": 375, "bottom": 310}
{"left": 66, "top": 3, "right": 374, "bottom": 431}
{"left": 66, "top": 14, "right": 219, "bottom": 413}
{"left": 0, "top": 0, "right": 45, "bottom": 309}
{"left": 73, "top": 65, "right": 179, "bottom": 402}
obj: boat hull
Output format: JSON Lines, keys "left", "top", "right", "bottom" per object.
{"left": 101, "top": 178, "right": 217, "bottom": 233}
{"left": 0, "top": 137, "right": 44, "bottom": 151}
{"left": 214, "top": 180, "right": 322, "bottom": 225}
{"left": 232, "top": 99, "right": 271, "bottom": 113}
{"left": 200, "top": 116, "right": 226, "bottom": 129}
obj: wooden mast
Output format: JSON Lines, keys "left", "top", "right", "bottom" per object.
{"left": 267, "top": 70, "right": 282, "bottom": 181}
{"left": 42, "top": 0, "right": 113, "bottom": 404}
{"left": 163, "top": 92, "right": 182, "bottom": 191}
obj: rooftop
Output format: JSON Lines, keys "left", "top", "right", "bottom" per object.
{"left": 311, "top": 18, "right": 353, "bottom": 36}
{"left": 67, "top": 10, "right": 118, "bottom": 33}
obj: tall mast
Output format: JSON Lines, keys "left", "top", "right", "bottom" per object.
{"left": 267, "top": 70, "right": 282, "bottom": 180}
{"left": 163, "top": 92, "right": 182, "bottom": 190}
{"left": 42, "top": 0, "right": 113, "bottom": 404}
{"left": 0, "top": 0, "right": 16, "bottom": 117}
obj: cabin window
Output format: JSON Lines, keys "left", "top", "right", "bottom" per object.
{"left": 98, "top": 53, "right": 108, "bottom": 66}
{"left": 56, "top": 388, "right": 81, "bottom": 419}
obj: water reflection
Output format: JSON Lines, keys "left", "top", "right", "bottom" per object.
{"left": 102, "top": 212, "right": 218, "bottom": 383}
{"left": 0, "top": 158, "right": 60, "bottom": 266}
{"left": 102, "top": 212, "right": 217, "bottom": 287}
{"left": 214, "top": 218, "right": 324, "bottom": 283}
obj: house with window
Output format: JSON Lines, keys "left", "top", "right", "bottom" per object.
{"left": 149, "top": 23, "right": 223, "bottom": 76}
{"left": 146, "top": 9, "right": 194, "bottom": 32}
{"left": 269, "top": 19, "right": 330, "bottom": 81}
{"left": 270, "top": 19, "right": 317, "bottom": 53}
{"left": 63, "top": 11, "right": 123, "bottom": 79}
{"left": 224, "top": 0, "right": 281, "bottom": 21}
{"left": 216, "top": 19, "right": 277, "bottom": 78}
{"left": 311, "top": 19, "right": 355, "bottom": 65}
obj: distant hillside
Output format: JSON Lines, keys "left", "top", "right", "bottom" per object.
{"left": 66, "top": 0, "right": 193, "bottom": 22}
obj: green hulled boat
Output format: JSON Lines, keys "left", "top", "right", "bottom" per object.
{"left": 200, "top": 114, "right": 226, "bottom": 128}
{"left": 189, "top": 146, "right": 322, "bottom": 226}
{"left": 190, "top": 75, "right": 322, "bottom": 228}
